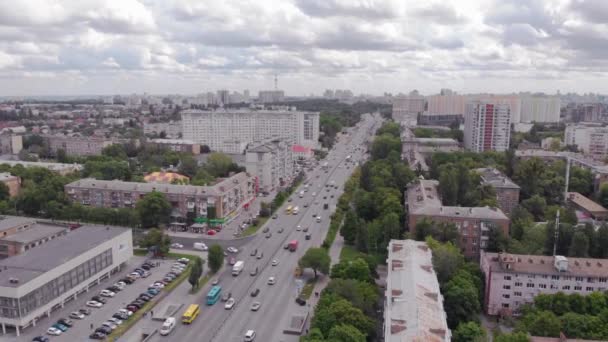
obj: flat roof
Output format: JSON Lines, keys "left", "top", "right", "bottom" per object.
{"left": 476, "top": 168, "right": 520, "bottom": 189}
{"left": 0, "top": 216, "right": 36, "bottom": 233}
{"left": 0, "top": 225, "right": 129, "bottom": 288}
{"left": 483, "top": 252, "right": 608, "bottom": 278}
{"left": 1, "top": 224, "right": 67, "bottom": 244}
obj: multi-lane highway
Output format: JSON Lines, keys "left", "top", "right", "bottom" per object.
{"left": 146, "top": 113, "right": 382, "bottom": 342}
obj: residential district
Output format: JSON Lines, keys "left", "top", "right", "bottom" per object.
{"left": 0, "top": 90, "right": 608, "bottom": 342}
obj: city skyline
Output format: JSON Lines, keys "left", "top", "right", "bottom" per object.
{"left": 1, "top": 0, "right": 608, "bottom": 96}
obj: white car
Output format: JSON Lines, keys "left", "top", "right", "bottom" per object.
{"left": 114, "top": 282, "right": 126, "bottom": 290}
{"left": 130, "top": 272, "right": 141, "bottom": 279}
{"left": 159, "top": 317, "right": 176, "bottom": 336}
{"left": 171, "top": 243, "right": 184, "bottom": 249}
{"left": 86, "top": 300, "right": 103, "bottom": 308}
{"left": 47, "top": 327, "right": 62, "bottom": 336}
{"left": 224, "top": 298, "right": 236, "bottom": 310}
{"left": 227, "top": 246, "right": 238, "bottom": 253}
{"left": 108, "top": 317, "right": 123, "bottom": 325}
{"left": 296, "top": 225, "right": 302, "bottom": 231}
{"left": 100, "top": 289, "right": 115, "bottom": 297}
{"left": 245, "top": 330, "right": 256, "bottom": 341}
{"left": 250, "top": 301, "right": 261, "bottom": 311}
{"left": 119, "top": 309, "right": 133, "bottom": 317}
{"left": 271, "top": 259, "right": 279, "bottom": 266}
{"left": 102, "top": 321, "right": 117, "bottom": 330}
{"left": 267, "top": 277, "right": 276, "bottom": 285}
{"left": 69, "top": 311, "right": 85, "bottom": 319}
{"left": 193, "top": 242, "right": 208, "bottom": 251}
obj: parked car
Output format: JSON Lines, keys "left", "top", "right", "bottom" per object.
{"left": 118, "top": 308, "right": 133, "bottom": 316}
{"left": 126, "top": 305, "right": 140, "bottom": 312}
{"left": 32, "top": 336, "right": 49, "bottom": 342}
{"left": 108, "top": 317, "right": 123, "bottom": 325}
{"left": 295, "top": 297, "right": 306, "bottom": 306}
{"left": 89, "top": 332, "right": 106, "bottom": 340}
{"left": 78, "top": 308, "right": 91, "bottom": 315}
{"left": 69, "top": 311, "right": 85, "bottom": 320}
{"left": 102, "top": 321, "right": 117, "bottom": 330}
{"left": 100, "top": 290, "right": 115, "bottom": 297}
{"left": 86, "top": 301, "right": 103, "bottom": 308}
{"left": 91, "top": 296, "right": 107, "bottom": 304}
{"left": 46, "top": 327, "right": 62, "bottom": 336}
{"left": 95, "top": 326, "right": 112, "bottom": 335}
{"left": 57, "top": 318, "right": 73, "bottom": 327}
{"left": 229, "top": 257, "right": 236, "bottom": 265}
{"left": 113, "top": 313, "right": 128, "bottom": 321}
{"left": 51, "top": 323, "right": 68, "bottom": 332}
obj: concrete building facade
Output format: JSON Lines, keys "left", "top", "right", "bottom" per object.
{"left": 143, "top": 121, "right": 182, "bottom": 139}
{"left": 65, "top": 172, "right": 256, "bottom": 226}
{"left": 476, "top": 168, "right": 520, "bottom": 216}
{"left": 148, "top": 139, "right": 201, "bottom": 154}
{"left": 406, "top": 179, "right": 510, "bottom": 259}
{"left": 384, "top": 240, "right": 450, "bottom": 342}
{"left": 464, "top": 101, "right": 511, "bottom": 152}
{"left": 392, "top": 94, "right": 426, "bottom": 127}
{"left": 245, "top": 139, "right": 294, "bottom": 193}
{"left": 0, "top": 134, "right": 22, "bottom": 155}
{"left": 520, "top": 95, "right": 561, "bottom": 123}
{"left": 0, "top": 224, "right": 132, "bottom": 335}
{"left": 181, "top": 109, "right": 319, "bottom": 153}
{"left": 42, "top": 135, "right": 131, "bottom": 157}
{"left": 258, "top": 90, "right": 285, "bottom": 103}
{"left": 481, "top": 252, "right": 608, "bottom": 316}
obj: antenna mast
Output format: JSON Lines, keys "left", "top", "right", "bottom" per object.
{"left": 274, "top": 73, "right": 278, "bottom": 91}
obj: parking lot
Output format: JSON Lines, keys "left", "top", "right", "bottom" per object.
{"left": 13, "top": 256, "right": 175, "bottom": 342}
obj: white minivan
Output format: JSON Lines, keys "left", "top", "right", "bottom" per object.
{"left": 159, "top": 317, "right": 176, "bottom": 336}
{"left": 193, "top": 242, "right": 208, "bottom": 251}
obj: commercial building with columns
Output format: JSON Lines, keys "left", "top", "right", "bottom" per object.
{"left": 0, "top": 225, "right": 132, "bottom": 336}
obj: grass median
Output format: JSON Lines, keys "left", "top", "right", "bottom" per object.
{"left": 300, "top": 278, "right": 317, "bottom": 300}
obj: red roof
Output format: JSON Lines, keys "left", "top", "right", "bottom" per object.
{"left": 292, "top": 145, "right": 311, "bottom": 153}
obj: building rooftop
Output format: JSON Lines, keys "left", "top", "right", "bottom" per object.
{"left": 0, "top": 225, "right": 129, "bottom": 288}
{"left": 476, "top": 168, "right": 520, "bottom": 189}
{"left": 385, "top": 240, "right": 450, "bottom": 342}
{"left": 1, "top": 224, "right": 67, "bottom": 244}
{"left": 66, "top": 172, "right": 251, "bottom": 197}
{"left": 182, "top": 109, "right": 316, "bottom": 115}
{"left": 567, "top": 192, "right": 608, "bottom": 214}
{"left": 0, "top": 160, "right": 83, "bottom": 172}
{"left": 144, "top": 171, "right": 189, "bottom": 184}
{"left": 482, "top": 252, "right": 608, "bottom": 278}
{"left": 150, "top": 138, "right": 197, "bottom": 145}
{"left": 0, "top": 216, "right": 36, "bottom": 233}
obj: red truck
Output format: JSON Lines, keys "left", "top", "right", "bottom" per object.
{"left": 288, "top": 240, "right": 298, "bottom": 252}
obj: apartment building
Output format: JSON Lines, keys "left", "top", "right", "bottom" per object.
{"left": 392, "top": 94, "right": 426, "bottom": 126}
{"left": 0, "top": 160, "right": 82, "bottom": 176}
{"left": 245, "top": 139, "right": 294, "bottom": 193}
{"left": 464, "top": 101, "right": 511, "bottom": 152}
{"left": 143, "top": 121, "right": 182, "bottom": 138}
{"left": 427, "top": 93, "right": 466, "bottom": 116}
{"left": 519, "top": 95, "right": 561, "bottom": 123}
{"left": 481, "top": 252, "right": 608, "bottom": 316}
{"left": 476, "top": 168, "right": 520, "bottom": 216}
{"left": 406, "top": 179, "right": 509, "bottom": 259}
{"left": 0, "top": 173, "right": 20, "bottom": 198}
{"left": 258, "top": 90, "right": 285, "bottom": 103}
{"left": 0, "top": 216, "right": 69, "bottom": 259}
{"left": 384, "top": 240, "right": 450, "bottom": 342}
{"left": 564, "top": 124, "right": 608, "bottom": 160}
{"left": 181, "top": 109, "right": 319, "bottom": 153}
{"left": 0, "top": 224, "right": 132, "bottom": 335}
{"left": 566, "top": 192, "right": 608, "bottom": 222}
{"left": 148, "top": 139, "right": 201, "bottom": 154}
{"left": 0, "top": 134, "right": 22, "bottom": 155}
{"left": 42, "top": 135, "right": 131, "bottom": 157}
{"left": 65, "top": 172, "right": 256, "bottom": 226}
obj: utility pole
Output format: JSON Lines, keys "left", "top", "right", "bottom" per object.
{"left": 564, "top": 156, "right": 570, "bottom": 203}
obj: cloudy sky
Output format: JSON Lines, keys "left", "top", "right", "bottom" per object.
{"left": 1, "top": 0, "right": 607, "bottom": 96}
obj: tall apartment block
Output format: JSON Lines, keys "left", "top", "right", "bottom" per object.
{"left": 464, "top": 101, "right": 511, "bottom": 152}
{"left": 181, "top": 109, "right": 319, "bottom": 154}
{"left": 481, "top": 252, "right": 608, "bottom": 316}
{"left": 406, "top": 179, "right": 509, "bottom": 259}
{"left": 519, "top": 95, "right": 561, "bottom": 123}
{"left": 65, "top": 172, "right": 256, "bottom": 226}
{"left": 475, "top": 168, "right": 520, "bottom": 216}
{"left": 392, "top": 94, "right": 426, "bottom": 127}
{"left": 245, "top": 139, "right": 294, "bottom": 193}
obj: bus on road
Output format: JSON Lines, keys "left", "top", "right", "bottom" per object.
{"left": 206, "top": 285, "right": 222, "bottom": 305}
{"left": 181, "top": 304, "right": 200, "bottom": 324}
{"left": 286, "top": 205, "right": 293, "bottom": 215}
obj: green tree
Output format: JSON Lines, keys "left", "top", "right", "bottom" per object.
{"left": 515, "top": 157, "right": 545, "bottom": 198}
{"left": 376, "top": 121, "right": 400, "bottom": 137}
{"left": 510, "top": 206, "right": 534, "bottom": 240}
{"left": 205, "top": 152, "right": 233, "bottom": 177}
{"left": 569, "top": 230, "right": 589, "bottom": 257}
{"left": 495, "top": 332, "right": 530, "bottom": 342}
{"left": 188, "top": 256, "right": 203, "bottom": 290}
{"left": 341, "top": 209, "right": 359, "bottom": 245}
{"left": 525, "top": 311, "right": 561, "bottom": 337}
{"left": 486, "top": 224, "right": 508, "bottom": 252}
{"left": 331, "top": 258, "right": 372, "bottom": 283}
{"left": 598, "top": 183, "right": 608, "bottom": 208}
{"left": 179, "top": 155, "right": 198, "bottom": 178}
{"left": 299, "top": 247, "right": 331, "bottom": 279}
{"left": 191, "top": 168, "right": 214, "bottom": 185}
{"left": 208, "top": 244, "right": 224, "bottom": 274}
{"left": 453, "top": 322, "right": 486, "bottom": 342}
{"left": 427, "top": 238, "right": 465, "bottom": 284}
{"left": 327, "top": 324, "right": 366, "bottom": 342}
{"left": 102, "top": 144, "right": 127, "bottom": 159}
{"left": 0, "top": 182, "right": 9, "bottom": 202}
{"left": 439, "top": 166, "right": 459, "bottom": 205}
{"left": 597, "top": 224, "right": 608, "bottom": 258}
{"left": 370, "top": 134, "right": 401, "bottom": 160}
{"left": 139, "top": 228, "right": 171, "bottom": 255}
{"left": 355, "top": 221, "right": 369, "bottom": 253}
{"left": 521, "top": 195, "right": 547, "bottom": 221}
{"left": 444, "top": 272, "right": 481, "bottom": 328}
{"left": 136, "top": 191, "right": 172, "bottom": 228}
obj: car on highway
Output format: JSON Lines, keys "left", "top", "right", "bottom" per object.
{"left": 224, "top": 298, "right": 236, "bottom": 310}
{"left": 296, "top": 225, "right": 302, "bottom": 231}
{"left": 46, "top": 327, "right": 62, "bottom": 336}
{"left": 265, "top": 233, "right": 272, "bottom": 239}
{"left": 262, "top": 227, "right": 269, "bottom": 233}
{"left": 278, "top": 227, "right": 284, "bottom": 233}
{"left": 287, "top": 198, "right": 292, "bottom": 202}
{"left": 256, "top": 252, "right": 263, "bottom": 259}
{"left": 221, "top": 292, "right": 231, "bottom": 302}
{"left": 227, "top": 246, "right": 238, "bottom": 253}
{"left": 86, "top": 300, "right": 103, "bottom": 308}
{"left": 306, "top": 233, "right": 312, "bottom": 240}
{"left": 194, "top": 242, "right": 208, "bottom": 251}
{"left": 283, "top": 243, "right": 289, "bottom": 250}
{"left": 272, "top": 214, "right": 278, "bottom": 219}
{"left": 295, "top": 297, "right": 307, "bottom": 306}
{"left": 250, "top": 248, "right": 257, "bottom": 256}
{"left": 303, "top": 203, "right": 308, "bottom": 208}
{"left": 170, "top": 242, "right": 183, "bottom": 249}
{"left": 267, "top": 277, "right": 276, "bottom": 285}
{"left": 69, "top": 311, "right": 85, "bottom": 319}
{"left": 212, "top": 278, "right": 220, "bottom": 286}
{"left": 207, "top": 229, "right": 216, "bottom": 235}
{"left": 159, "top": 317, "right": 176, "bottom": 336}
{"left": 250, "top": 267, "right": 258, "bottom": 276}
{"left": 303, "top": 227, "right": 309, "bottom": 232}
{"left": 251, "top": 301, "right": 261, "bottom": 311}
{"left": 245, "top": 330, "right": 256, "bottom": 341}
{"left": 271, "top": 259, "right": 279, "bottom": 266}
{"left": 251, "top": 288, "right": 260, "bottom": 297}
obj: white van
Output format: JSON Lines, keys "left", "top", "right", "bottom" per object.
{"left": 159, "top": 317, "right": 176, "bottom": 336}
{"left": 193, "top": 242, "right": 208, "bottom": 251}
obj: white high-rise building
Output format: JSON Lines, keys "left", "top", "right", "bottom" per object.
{"left": 464, "top": 101, "right": 511, "bottom": 152}
{"left": 258, "top": 90, "right": 285, "bottom": 103}
{"left": 181, "top": 109, "right": 319, "bottom": 154}
{"left": 520, "top": 95, "right": 561, "bottom": 123}
{"left": 392, "top": 94, "right": 426, "bottom": 127}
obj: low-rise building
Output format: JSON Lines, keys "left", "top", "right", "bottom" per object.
{"left": 566, "top": 192, "right": 608, "bottom": 222}
{"left": 476, "top": 168, "right": 520, "bottom": 216}
{"left": 65, "top": 172, "right": 256, "bottom": 227}
{"left": 0, "top": 173, "right": 20, "bottom": 198}
{"left": 148, "top": 139, "right": 201, "bottom": 154}
{"left": 481, "top": 252, "right": 608, "bottom": 316}
{"left": 245, "top": 139, "right": 294, "bottom": 193}
{"left": 406, "top": 179, "right": 509, "bottom": 259}
{"left": 0, "top": 160, "right": 82, "bottom": 175}
{"left": 0, "top": 224, "right": 132, "bottom": 335}
{"left": 0, "top": 216, "right": 69, "bottom": 259}
{"left": 42, "top": 135, "right": 131, "bottom": 157}
{"left": 384, "top": 240, "right": 450, "bottom": 342}
{"left": 143, "top": 121, "right": 182, "bottom": 138}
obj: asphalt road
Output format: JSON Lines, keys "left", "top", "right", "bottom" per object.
{"left": 144, "top": 113, "right": 382, "bottom": 342}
